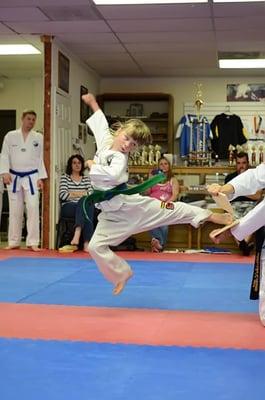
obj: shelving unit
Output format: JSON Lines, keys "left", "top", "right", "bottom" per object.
{"left": 97, "top": 93, "right": 174, "bottom": 153}
{"left": 128, "top": 165, "right": 238, "bottom": 251}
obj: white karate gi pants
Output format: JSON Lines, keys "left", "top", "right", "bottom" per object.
{"left": 8, "top": 189, "right": 40, "bottom": 247}
{"left": 88, "top": 195, "right": 211, "bottom": 285}
{"left": 231, "top": 201, "right": 265, "bottom": 326}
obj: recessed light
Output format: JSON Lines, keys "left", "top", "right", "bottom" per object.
{"left": 219, "top": 59, "right": 265, "bottom": 68}
{"left": 93, "top": 1, "right": 208, "bottom": 5}
{"left": 0, "top": 44, "right": 41, "bottom": 55}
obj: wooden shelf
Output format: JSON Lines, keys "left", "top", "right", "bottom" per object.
{"left": 129, "top": 165, "right": 236, "bottom": 175}
{"left": 97, "top": 92, "right": 174, "bottom": 152}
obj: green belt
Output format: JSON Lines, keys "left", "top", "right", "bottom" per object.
{"left": 82, "top": 172, "right": 166, "bottom": 220}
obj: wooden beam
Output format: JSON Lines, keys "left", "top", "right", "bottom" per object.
{"left": 41, "top": 35, "right": 52, "bottom": 248}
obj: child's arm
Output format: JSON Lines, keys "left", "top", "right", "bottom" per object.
{"left": 81, "top": 93, "right": 99, "bottom": 113}
{"left": 82, "top": 92, "right": 111, "bottom": 151}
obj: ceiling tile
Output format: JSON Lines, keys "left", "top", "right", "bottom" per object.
{"left": 0, "top": 24, "right": 17, "bottom": 34}
{"left": 0, "top": 7, "right": 49, "bottom": 21}
{"left": 216, "top": 29, "right": 265, "bottom": 42}
{"left": 82, "top": 53, "right": 133, "bottom": 62}
{"left": 58, "top": 32, "right": 119, "bottom": 44}
{"left": 212, "top": 2, "right": 265, "bottom": 17}
{"left": 40, "top": 5, "right": 101, "bottom": 21}
{"left": 98, "top": 3, "right": 211, "bottom": 19}
{"left": 126, "top": 41, "right": 216, "bottom": 52}
{"left": 0, "top": 1, "right": 91, "bottom": 5}
{"left": 6, "top": 20, "right": 110, "bottom": 34}
{"left": 108, "top": 18, "right": 213, "bottom": 32}
{"left": 117, "top": 31, "right": 216, "bottom": 44}
{"left": 134, "top": 51, "right": 217, "bottom": 68}
{"left": 215, "top": 16, "right": 265, "bottom": 31}
{"left": 69, "top": 43, "right": 126, "bottom": 54}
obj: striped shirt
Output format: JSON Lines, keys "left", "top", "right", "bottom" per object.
{"left": 59, "top": 174, "right": 93, "bottom": 205}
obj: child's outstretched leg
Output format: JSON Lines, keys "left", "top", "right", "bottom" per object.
{"left": 88, "top": 218, "right": 134, "bottom": 295}
{"left": 113, "top": 270, "right": 134, "bottom": 295}
{"left": 207, "top": 212, "right": 234, "bottom": 225}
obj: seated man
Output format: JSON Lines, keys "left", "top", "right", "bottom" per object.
{"left": 224, "top": 151, "right": 262, "bottom": 255}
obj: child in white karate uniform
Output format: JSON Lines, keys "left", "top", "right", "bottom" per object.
{"left": 208, "top": 163, "right": 265, "bottom": 326}
{"left": 82, "top": 93, "right": 233, "bottom": 295}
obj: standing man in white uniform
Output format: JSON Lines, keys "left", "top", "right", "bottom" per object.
{"left": 0, "top": 110, "right": 47, "bottom": 251}
{"left": 208, "top": 163, "right": 265, "bottom": 326}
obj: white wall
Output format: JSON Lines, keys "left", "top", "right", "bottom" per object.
{"left": 100, "top": 76, "right": 265, "bottom": 130}
{"left": 51, "top": 39, "right": 100, "bottom": 159}
{"left": 0, "top": 77, "right": 44, "bottom": 131}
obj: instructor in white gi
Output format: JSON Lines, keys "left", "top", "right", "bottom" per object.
{"left": 0, "top": 110, "right": 47, "bottom": 250}
{"left": 208, "top": 163, "right": 265, "bottom": 326}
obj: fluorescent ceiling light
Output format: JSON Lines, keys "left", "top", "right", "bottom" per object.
{"left": 93, "top": 1, "right": 208, "bottom": 5}
{"left": 219, "top": 59, "right": 265, "bottom": 68}
{"left": 0, "top": 44, "right": 41, "bottom": 55}
{"left": 213, "top": 1, "right": 265, "bottom": 3}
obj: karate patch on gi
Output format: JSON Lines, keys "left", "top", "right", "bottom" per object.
{"left": 160, "top": 201, "right": 174, "bottom": 210}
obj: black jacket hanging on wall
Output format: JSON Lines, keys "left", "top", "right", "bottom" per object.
{"left": 210, "top": 113, "right": 247, "bottom": 159}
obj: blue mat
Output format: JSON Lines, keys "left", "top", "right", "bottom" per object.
{"left": 0, "top": 338, "right": 264, "bottom": 400}
{"left": 0, "top": 257, "right": 258, "bottom": 313}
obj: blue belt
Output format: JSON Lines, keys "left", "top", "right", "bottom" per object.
{"left": 10, "top": 168, "right": 38, "bottom": 195}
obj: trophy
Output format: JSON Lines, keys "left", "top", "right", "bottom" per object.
{"left": 148, "top": 145, "right": 155, "bottom": 165}
{"left": 141, "top": 145, "right": 148, "bottom": 165}
{"left": 154, "top": 144, "right": 161, "bottom": 164}
{"left": 251, "top": 145, "right": 257, "bottom": 166}
{"left": 228, "top": 144, "right": 235, "bottom": 166}
{"left": 259, "top": 145, "right": 264, "bottom": 164}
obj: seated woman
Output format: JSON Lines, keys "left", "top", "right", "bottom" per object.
{"left": 59, "top": 154, "right": 94, "bottom": 251}
{"left": 147, "top": 156, "right": 180, "bottom": 252}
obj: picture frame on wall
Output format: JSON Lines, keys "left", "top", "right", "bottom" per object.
{"left": 80, "top": 85, "right": 90, "bottom": 123}
{"left": 58, "top": 51, "right": 70, "bottom": 93}
{"left": 227, "top": 83, "right": 265, "bottom": 102}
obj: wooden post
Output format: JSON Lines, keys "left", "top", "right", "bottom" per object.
{"left": 41, "top": 35, "right": 52, "bottom": 248}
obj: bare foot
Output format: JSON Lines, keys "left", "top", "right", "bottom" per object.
{"left": 4, "top": 246, "right": 20, "bottom": 250}
{"left": 83, "top": 241, "right": 89, "bottom": 252}
{"left": 151, "top": 238, "right": 162, "bottom": 253}
{"left": 209, "top": 220, "right": 240, "bottom": 244}
{"left": 29, "top": 246, "right": 42, "bottom": 252}
{"left": 209, "top": 212, "right": 233, "bottom": 225}
{"left": 113, "top": 271, "right": 133, "bottom": 296}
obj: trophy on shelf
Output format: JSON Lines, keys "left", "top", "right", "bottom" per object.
{"left": 236, "top": 144, "right": 243, "bottom": 154}
{"left": 148, "top": 144, "right": 155, "bottom": 165}
{"left": 154, "top": 144, "right": 161, "bottom": 164}
{"left": 259, "top": 144, "right": 264, "bottom": 164}
{"left": 141, "top": 145, "right": 148, "bottom": 165}
{"left": 228, "top": 144, "right": 235, "bottom": 166}
{"left": 251, "top": 144, "right": 257, "bottom": 166}
{"left": 133, "top": 150, "right": 141, "bottom": 166}
{"left": 187, "top": 83, "right": 210, "bottom": 166}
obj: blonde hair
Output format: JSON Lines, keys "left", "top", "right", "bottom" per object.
{"left": 111, "top": 119, "right": 152, "bottom": 146}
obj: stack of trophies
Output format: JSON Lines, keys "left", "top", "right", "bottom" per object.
{"left": 228, "top": 143, "right": 264, "bottom": 166}
{"left": 128, "top": 144, "right": 163, "bottom": 166}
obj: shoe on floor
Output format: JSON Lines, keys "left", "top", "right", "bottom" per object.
{"left": 59, "top": 244, "right": 78, "bottom": 253}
